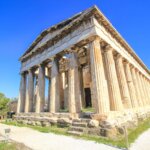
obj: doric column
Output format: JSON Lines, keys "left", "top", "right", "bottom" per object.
{"left": 64, "top": 71, "right": 68, "bottom": 109}
{"left": 47, "top": 67, "right": 51, "bottom": 112}
{"left": 25, "top": 69, "right": 34, "bottom": 113}
{"left": 79, "top": 67, "right": 86, "bottom": 108}
{"left": 68, "top": 52, "right": 82, "bottom": 113}
{"left": 135, "top": 71, "right": 145, "bottom": 106}
{"left": 124, "top": 62, "right": 138, "bottom": 108}
{"left": 17, "top": 72, "right": 26, "bottom": 113}
{"left": 60, "top": 72, "right": 65, "bottom": 109}
{"left": 144, "top": 78, "right": 150, "bottom": 105}
{"left": 130, "top": 67, "right": 142, "bottom": 107}
{"left": 144, "top": 77, "right": 150, "bottom": 105}
{"left": 104, "top": 45, "right": 123, "bottom": 111}
{"left": 148, "top": 80, "right": 150, "bottom": 104}
{"left": 140, "top": 74, "right": 148, "bottom": 105}
{"left": 115, "top": 54, "right": 132, "bottom": 109}
{"left": 35, "top": 64, "right": 45, "bottom": 113}
{"left": 50, "top": 58, "right": 60, "bottom": 113}
{"left": 89, "top": 38, "right": 110, "bottom": 113}
{"left": 33, "top": 77, "right": 38, "bottom": 112}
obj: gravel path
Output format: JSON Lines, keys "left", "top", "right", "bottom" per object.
{"left": 130, "top": 128, "right": 150, "bottom": 150}
{"left": 0, "top": 123, "right": 120, "bottom": 150}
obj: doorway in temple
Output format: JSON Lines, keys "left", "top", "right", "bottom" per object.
{"left": 84, "top": 88, "right": 92, "bottom": 107}
{"left": 82, "top": 65, "right": 92, "bottom": 108}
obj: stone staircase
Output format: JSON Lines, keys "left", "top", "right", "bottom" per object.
{"left": 67, "top": 118, "right": 90, "bottom": 136}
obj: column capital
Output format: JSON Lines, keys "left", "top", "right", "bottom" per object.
{"left": 37, "top": 63, "right": 43, "bottom": 68}
{"left": 135, "top": 68, "right": 140, "bottom": 73}
{"left": 20, "top": 71, "right": 28, "bottom": 76}
{"left": 27, "top": 68, "right": 34, "bottom": 73}
{"left": 69, "top": 52, "right": 79, "bottom": 68}
{"left": 93, "top": 35, "right": 101, "bottom": 42}
{"left": 104, "top": 45, "right": 114, "bottom": 52}
{"left": 124, "top": 60, "right": 129, "bottom": 65}
{"left": 124, "top": 61, "right": 132, "bottom": 68}
{"left": 115, "top": 53, "right": 123, "bottom": 61}
{"left": 130, "top": 64, "right": 135, "bottom": 69}
{"left": 100, "top": 40, "right": 107, "bottom": 47}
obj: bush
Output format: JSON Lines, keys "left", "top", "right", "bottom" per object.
{"left": 0, "top": 93, "right": 10, "bottom": 115}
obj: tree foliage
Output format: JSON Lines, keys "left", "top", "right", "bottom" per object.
{"left": 0, "top": 93, "right": 10, "bottom": 114}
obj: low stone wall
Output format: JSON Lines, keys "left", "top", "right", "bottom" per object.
{"left": 14, "top": 107, "right": 150, "bottom": 138}
{"left": 15, "top": 113, "right": 72, "bottom": 127}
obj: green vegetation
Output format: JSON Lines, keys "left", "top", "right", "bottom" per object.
{"left": 0, "top": 141, "right": 31, "bottom": 150}
{"left": 81, "top": 107, "right": 95, "bottom": 112}
{"left": 0, "top": 93, "right": 10, "bottom": 115}
{"left": 2, "top": 118, "right": 150, "bottom": 149}
{"left": 127, "top": 118, "right": 150, "bottom": 145}
{"left": 59, "top": 108, "right": 69, "bottom": 113}
{"left": 0, "top": 142, "right": 17, "bottom": 150}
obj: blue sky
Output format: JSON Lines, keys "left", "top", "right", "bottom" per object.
{"left": 0, "top": 0, "right": 150, "bottom": 98}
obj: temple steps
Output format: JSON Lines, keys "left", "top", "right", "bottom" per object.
{"left": 72, "top": 118, "right": 91, "bottom": 123}
{"left": 67, "top": 119, "right": 89, "bottom": 136}
{"left": 72, "top": 122, "right": 87, "bottom": 127}
{"left": 69, "top": 126, "right": 85, "bottom": 132}
{"left": 67, "top": 131, "right": 83, "bottom": 136}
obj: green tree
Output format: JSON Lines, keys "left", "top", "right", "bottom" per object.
{"left": 0, "top": 93, "right": 10, "bottom": 114}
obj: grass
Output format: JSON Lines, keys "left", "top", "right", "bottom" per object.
{"left": 59, "top": 109, "right": 69, "bottom": 113}
{"left": 81, "top": 107, "right": 95, "bottom": 112}
{"left": 127, "top": 118, "right": 150, "bottom": 145}
{"left": 0, "top": 141, "right": 31, "bottom": 150}
{"left": 2, "top": 118, "right": 150, "bottom": 149}
{"left": 0, "top": 142, "right": 18, "bottom": 150}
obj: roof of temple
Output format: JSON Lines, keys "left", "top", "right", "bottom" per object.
{"left": 21, "top": 11, "right": 83, "bottom": 58}
{"left": 20, "top": 5, "right": 150, "bottom": 74}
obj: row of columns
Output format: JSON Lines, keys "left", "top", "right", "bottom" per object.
{"left": 17, "top": 37, "right": 150, "bottom": 115}
{"left": 90, "top": 37, "right": 150, "bottom": 114}
{"left": 17, "top": 54, "right": 82, "bottom": 114}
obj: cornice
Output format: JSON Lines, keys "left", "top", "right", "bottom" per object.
{"left": 20, "top": 5, "right": 150, "bottom": 75}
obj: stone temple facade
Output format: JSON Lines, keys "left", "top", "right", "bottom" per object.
{"left": 16, "top": 6, "right": 150, "bottom": 136}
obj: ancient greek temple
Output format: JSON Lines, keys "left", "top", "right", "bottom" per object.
{"left": 17, "top": 6, "right": 150, "bottom": 126}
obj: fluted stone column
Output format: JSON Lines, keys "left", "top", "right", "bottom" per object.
{"left": 79, "top": 67, "right": 86, "bottom": 108}
{"left": 89, "top": 39, "right": 110, "bottom": 113}
{"left": 136, "top": 71, "right": 145, "bottom": 106}
{"left": 145, "top": 78, "right": 150, "bottom": 105}
{"left": 35, "top": 64, "right": 45, "bottom": 113}
{"left": 115, "top": 54, "right": 132, "bottom": 109}
{"left": 124, "top": 62, "right": 138, "bottom": 108}
{"left": 17, "top": 73, "right": 27, "bottom": 113}
{"left": 144, "top": 78, "right": 150, "bottom": 105}
{"left": 64, "top": 71, "right": 68, "bottom": 109}
{"left": 25, "top": 69, "right": 34, "bottom": 113}
{"left": 148, "top": 81, "right": 150, "bottom": 101}
{"left": 47, "top": 68, "right": 51, "bottom": 112}
{"left": 48, "top": 79, "right": 51, "bottom": 112}
{"left": 50, "top": 59, "right": 60, "bottom": 113}
{"left": 60, "top": 72, "right": 65, "bottom": 109}
{"left": 130, "top": 67, "right": 142, "bottom": 107}
{"left": 104, "top": 46, "right": 123, "bottom": 111}
{"left": 68, "top": 52, "right": 82, "bottom": 113}
{"left": 148, "top": 80, "right": 150, "bottom": 104}
{"left": 33, "top": 77, "right": 38, "bottom": 112}
{"left": 140, "top": 74, "right": 148, "bottom": 105}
